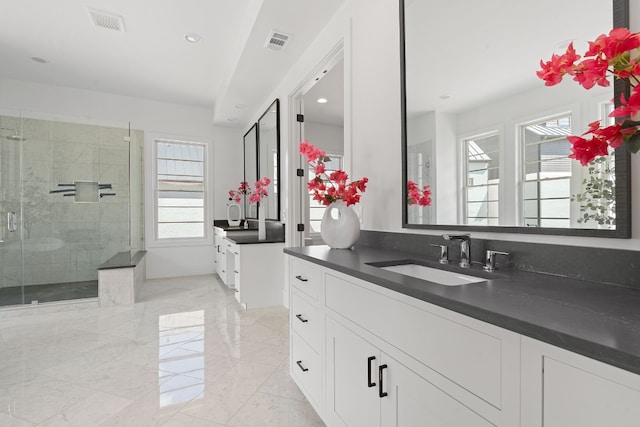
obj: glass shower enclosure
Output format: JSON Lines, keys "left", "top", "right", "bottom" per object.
{"left": 0, "top": 111, "right": 144, "bottom": 307}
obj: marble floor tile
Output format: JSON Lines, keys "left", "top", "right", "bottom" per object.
{"left": 227, "top": 392, "right": 325, "bottom": 427}
{"left": 0, "top": 274, "right": 325, "bottom": 426}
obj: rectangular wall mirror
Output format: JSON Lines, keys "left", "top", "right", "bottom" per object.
{"left": 257, "top": 99, "right": 280, "bottom": 221}
{"left": 243, "top": 123, "right": 258, "bottom": 219}
{"left": 400, "top": 0, "right": 631, "bottom": 238}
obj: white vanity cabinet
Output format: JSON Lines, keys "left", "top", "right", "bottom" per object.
{"left": 325, "top": 316, "right": 494, "bottom": 427}
{"left": 323, "top": 271, "right": 519, "bottom": 427}
{"left": 231, "top": 241, "right": 284, "bottom": 309}
{"left": 214, "top": 227, "right": 232, "bottom": 287}
{"left": 521, "top": 336, "right": 640, "bottom": 427}
{"left": 288, "top": 254, "right": 640, "bottom": 426}
{"left": 289, "top": 257, "right": 324, "bottom": 415}
{"left": 287, "top": 256, "right": 520, "bottom": 426}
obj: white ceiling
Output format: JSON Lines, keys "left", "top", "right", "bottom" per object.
{"left": 303, "top": 59, "right": 344, "bottom": 126}
{"left": 0, "top": 0, "right": 344, "bottom": 126}
{"left": 404, "top": 0, "right": 612, "bottom": 115}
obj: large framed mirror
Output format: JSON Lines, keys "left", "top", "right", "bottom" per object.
{"left": 257, "top": 99, "right": 280, "bottom": 221}
{"left": 243, "top": 123, "right": 258, "bottom": 219}
{"left": 400, "top": 0, "right": 631, "bottom": 237}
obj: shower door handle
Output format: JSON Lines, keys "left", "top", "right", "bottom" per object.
{"left": 7, "top": 212, "right": 17, "bottom": 232}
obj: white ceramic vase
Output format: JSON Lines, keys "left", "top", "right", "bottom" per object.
{"left": 227, "top": 202, "right": 241, "bottom": 227}
{"left": 320, "top": 200, "right": 360, "bottom": 249}
{"left": 258, "top": 203, "right": 266, "bottom": 240}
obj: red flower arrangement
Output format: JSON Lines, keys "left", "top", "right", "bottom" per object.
{"left": 299, "top": 140, "right": 368, "bottom": 207}
{"left": 228, "top": 177, "right": 271, "bottom": 204}
{"left": 407, "top": 180, "right": 432, "bottom": 206}
{"left": 537, "top": 28, "right": 640, "bottom": 166}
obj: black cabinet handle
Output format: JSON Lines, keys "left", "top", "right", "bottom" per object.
{"left": 367, "top": 356, "right": 376, "bottom": 387}
{"left": 295, "top": 314, "right": 308, "bottom": 323}
{"left": 379, "top": 364, "right": 388, "bottom": 398}
{"left": 295, "top": 275, "right": 308, "bottom": 282}
{"left": 296, "top": 360, "right": 309, "bottom": 372}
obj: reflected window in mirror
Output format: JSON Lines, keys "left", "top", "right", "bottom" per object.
{"left": 243, "top": 124, "right": 258, "bottom": 219}
{"left": 521, "top": 115, "right": 573, "bottom": 228}
{"left": 400, "top": 0, "right": 630, "bottom": 237}
{"left": 257, "top": 99, "right": 280, "bottom": 221}
{"left": 464, "top": 132, "right": 500, "bottom": 226}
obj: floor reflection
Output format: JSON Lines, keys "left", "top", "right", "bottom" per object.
{"left": 158, "top": 310, "right": 205, "bottom": 407}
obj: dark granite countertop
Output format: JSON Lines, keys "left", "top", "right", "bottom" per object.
{"left": 225, "top": 234, "right": 285, "bottom": 244}
{"left": 285, "top": 244, "right": 640, "bottom": 376}
{"left": 98, "top": 250, "right": 146, "bottom": 270}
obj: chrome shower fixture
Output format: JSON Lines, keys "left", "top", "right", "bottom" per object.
{"left": 0, "top": 127, "right": 27, "bottom": 141}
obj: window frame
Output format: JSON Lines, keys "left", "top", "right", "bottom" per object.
{"left": 462, "top": 130, "right": 501, "bottom": 226}
{"left": 146, "top": 136, "right": 213, "bottom": 248}
{"left": 519, "top": 113, "right": 573, "bottom": 228}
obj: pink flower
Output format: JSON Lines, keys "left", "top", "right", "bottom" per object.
{"left": 407, "top": 181, "right": 432, "bottom": 206}
{"left": 567, "top": 135, "right": 610, "bottom": 166}
{"left": 300, "top": 141, "right": 368, "bottom": 207}
{"left": 228, "top": 177, "right": 270, "bottom": 205}
{"left": 538, "top": 27, "right": 640, "bottom": 164}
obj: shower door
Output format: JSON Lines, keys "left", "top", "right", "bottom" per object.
{"left": 0, "top": 116, "right": 24, "bottom": 306}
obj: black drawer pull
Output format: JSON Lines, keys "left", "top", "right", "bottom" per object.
{"left": 367, "top": 356, "right": 376, "bottom": 387}
{"left": 296, "top": 314, "right": 308, "bottom": 323}
{"left": 379, "top": 364, "right": 388, "bottom": 398}
{"left": 296, "top": 360, "right": 309, "bottom": 372}
{"left": 295, "top": 275, "right": 308, "bottom": 282}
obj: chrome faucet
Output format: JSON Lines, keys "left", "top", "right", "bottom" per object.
{"left": 483, "top": 250, "right": 510, "bottom": 272}
{"left": 430, "top": 244, "right": 449, "bottom": 264}
{"left": 442, "top": 234, "right": 471, "bottom": 268}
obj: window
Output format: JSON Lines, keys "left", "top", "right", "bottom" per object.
{"left": 521, "top": 115, "right": 572, "bottom": 228}
{"left": 463, "top": 132, "right": 500, "bottom": 226}
{"left": 155, "top": 140, "right": 206, "bottom": 239}
{"left": 308, "top": 155, "right": 343, "bottom": 233}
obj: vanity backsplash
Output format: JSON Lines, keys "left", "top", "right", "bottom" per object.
{"left": 357, "top": 231, "right": 640, "bottom": 289}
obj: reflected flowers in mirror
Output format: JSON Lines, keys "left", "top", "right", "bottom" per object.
{"left": 228, "top": 177, "right": 271, "bottom": 204}
{"left": 537, "top": 28, "right": 640, "bottom": 165}
{"left": 407, "top": 180, "right": 432, "bottom": 206}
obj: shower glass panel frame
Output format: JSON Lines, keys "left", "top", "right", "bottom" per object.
{"left": 0, "top": 112, "right": 143, "bottom": 307}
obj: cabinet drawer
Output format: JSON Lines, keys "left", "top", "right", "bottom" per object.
{"left": 290, "top": 258, "right": 321, "bottom": 301}
{"left": 325, "top": 272, "right": 506, "bottom": 409}
{"left": 291, "top": 332, "right": 321, "bottom": 407}
{"left": 291, "top": 291, "right": 321, "bottom": 351}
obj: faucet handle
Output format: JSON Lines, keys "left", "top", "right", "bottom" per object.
{"left": 430, "top": 244, "right": 449, "bottom": 264}
{"left": 483, "top": 250, "right": 510, "bottom": 272}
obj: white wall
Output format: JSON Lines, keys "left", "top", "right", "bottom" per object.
{"left": 305, "top": 121, "right": 344, "bottom": 155}
{"left": 253, "top": 0, "right": 640, "bottom": 252}
{"left": 0, "top": 78, "right": 244, "bottom": 278}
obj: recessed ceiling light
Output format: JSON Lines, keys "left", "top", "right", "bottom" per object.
{"left": 31, "top": 57, "right": 47, "bottom": 64}
{"left": 317, "top": 98, "right": 328, "bottom": 104}
{"left": 185, "top": 33, "right": 202, "bottom": 43}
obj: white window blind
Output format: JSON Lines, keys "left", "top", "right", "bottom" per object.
{"left": 156, "top": 140, "right": 206, "bottom": 239}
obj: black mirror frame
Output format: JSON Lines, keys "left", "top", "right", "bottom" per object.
{"left": 257, "top": 98, "right": 281, "bottom": 221}
{"left": 243, "top": 123, "right": 259, "bottom": 219}
{"left": 400, "top": 0, "right": 631, "bottom": 238}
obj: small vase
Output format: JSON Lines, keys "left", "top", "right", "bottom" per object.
{"left": 258, "top": 203, "right": 266, "bottom": 240}
{"left": 227, "top": 202, "right": 241, "bottom": 227}
{"left": 320, "top": 200, "right": 360, "bottom": 249}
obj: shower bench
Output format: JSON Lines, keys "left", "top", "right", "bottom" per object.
{"left": 97, "top": 251, "right": 146, "bottom": 306}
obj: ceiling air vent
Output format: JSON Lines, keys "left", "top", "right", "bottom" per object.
{"left": 88, "top": 8, "right": 125, "bottom": 32}
{"left": 265, "top": 30, "right": 292, "bottom": 51}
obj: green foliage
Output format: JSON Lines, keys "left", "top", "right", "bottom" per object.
{"left": 571, "top": 156, "right": 615, "bottom": 226}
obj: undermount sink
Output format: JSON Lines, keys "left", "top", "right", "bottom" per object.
{"left": 370, "top": 261, "right": 487, "bottom": 286}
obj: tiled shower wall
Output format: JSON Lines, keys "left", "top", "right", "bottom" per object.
{"left": 0, "top": 115, "right": 144, "bottom": 288}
